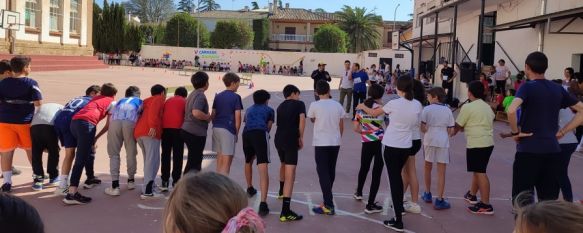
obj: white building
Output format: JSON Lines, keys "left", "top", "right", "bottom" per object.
{"left": 0, "top": 0, "right": 93, "bottom": 55}
{"left": 408, "top": 0, "right": 583, "bottom": 100}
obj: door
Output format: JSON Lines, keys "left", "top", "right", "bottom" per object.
{"left": 379, "top": 58, "right": 392, "bottom": 72}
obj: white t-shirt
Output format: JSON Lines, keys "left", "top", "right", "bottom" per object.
{"left": 558, "top": 108, "right": 578, "bottom": 144}
{"left": 421, "top": 104, "right": 455, "bottom": 148}
{"left": 307, "top": 99, "right": 346, "bottom": 146}
{"left": 494, "top": 65, "right": 510, "bottom": 81}
{"left": 31, "top": 103, "right": 64, "bottom": 126}
{"left": 381, "top": 98, "right": 423, "bottom": 148}
{"left": 340, "top": 69, "right": 353, "bottom": 89}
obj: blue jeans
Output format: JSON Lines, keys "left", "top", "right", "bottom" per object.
{"left": 69, "top": 119, "right": 97, "bottom": 188}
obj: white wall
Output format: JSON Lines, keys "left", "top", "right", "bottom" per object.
{"left": 494, "top": 28, "right": 539, "bottom": 74}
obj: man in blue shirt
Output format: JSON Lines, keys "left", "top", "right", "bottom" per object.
{"left": 351, "top": 63, "right": 370, "bottom": 119}
{"left": 507, "top": 51, "right": 583, "bottom": 203}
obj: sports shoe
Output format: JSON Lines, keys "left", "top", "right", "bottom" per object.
{"left": 1, "top": 183, "right": 12, "bottom": 193}
{"left": 280, "top": 210, "right": 303, "bottom": 222}
{"left": 63, "top": 192, "right": 92, "bottom": 205}
{"left": 464, "top": 191, "right": 478, "bottom": 205}
{"left": 404, "top": 201, "right": 421, "bottom": 214}
{"left": 140, "top": 192, "right": 164, "bottom": 200}
{"left": 383, "top": 218, "right": 404, "bottom": 232}
{"left": 47, "top": 177, "right": 61, "bottom": 188}
{"left": 83, "top": 177, "right": 102, "bottom": 189}
{"left": 32, "top": 181, "right": 44, "bottom": 191}
{"left": 105, "top": 187, "right": 121, "bottom": 196}
{"left": 312, "top": 204, "right": 335, "bottom": 215}
{"left": 258, "top": 202, "right": 270, "bottom": 217}
{"left": 434, "top": 198, "right": 451, "bottom": 210}
{"left": 353, "top": 192, "right": 363, "bottom": 201}
{"left": 246, "top": 186, "right": 257, "bottom": 197}
{"left": 365, "top": 202, "right": 383, "bottom": 214}
{"left": 160, "top": 181, "right": 169, "bottom": 192}
{"left": 467, "top": 202, "right": 494, "bottom": 215}
{"left": 54, "top": 186, "right": 69, "bottom": 196}
{"left": 127, "top": 180, "right": 136, "bottom": 190}
{"left": 277, "top": 191, "right": 284, "bottom": 200}
{"left": 421, "top": 192, "right": 433, "bottom": 203}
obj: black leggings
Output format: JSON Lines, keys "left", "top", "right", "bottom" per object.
{"left": 559, "top": 143, "right": 577, "bottom": 202}
{"left": 356, "top": 141, "right": 384, "bottom": 205}
{"left": 352, "top": 91, "right": 367, "bottom": 118}
{"left": 181, "top": 130, "right": 207, "bottom": 174}
{"left": 315, "top": 146, "right": 340, "bottom": 208}
{"left": 31, "top": 125, "right": 60, "bottom": 180}
{"left": 161, "top": 128, "right": 185, "bottom": 184}
{"left": 384, "top": 146, "right": 410, "bottom": 223}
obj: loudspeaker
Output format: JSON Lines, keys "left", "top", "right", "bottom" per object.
{"left": 460, "top": 62, "right": 477, "bottom": 83}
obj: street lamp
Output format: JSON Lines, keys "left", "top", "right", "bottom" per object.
{"left": 393, "top": 3, "right": 400, "bottom": 33}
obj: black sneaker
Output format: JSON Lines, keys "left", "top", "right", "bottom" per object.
{"left": 280, "top": 210, "right": 303, "bottom": 222}
{"left": 246, "top": 186, "right": 257, "bottom": 197}
{"left": 464, "top": 191, "right": 478, "bottom": 205}
{"left": 63, "top": 192, "right": 92, "bottom": 205}
{"left": 83, "top": 177, "right": 102, "bottom": 189}
{"left": 383, "top": 218, "right": 404, "bottom": 232}
{"left": 259, "top": 202, "right": 270, "bottom": 217}
{"left": 160, "top": 181, "right": 169, "bottom": 192}
{"left": 1, "top": 183, "right": 11, "bottom": 193}
{"left": 467, "top": 202, "right": 494, "bottom": 215}
{"left": 365, "top": 202, "right": 383, "bottom": 214}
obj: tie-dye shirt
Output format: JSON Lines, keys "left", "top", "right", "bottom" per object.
{"left": 110, "top": 97, "right": 142, "bottom": 122}
{"left": 354, "top": 103, "right": 385, "bottom": 142}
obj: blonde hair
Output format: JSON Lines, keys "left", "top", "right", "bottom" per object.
{"left": 514, "top": 199, "right": 583, "bottom": 233}
{"left": 164, "top": 172, "right": 263, "bottom": 233}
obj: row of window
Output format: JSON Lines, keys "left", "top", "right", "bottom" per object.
{"left": 25, "top": 0, "right": 82, "bottom": 34}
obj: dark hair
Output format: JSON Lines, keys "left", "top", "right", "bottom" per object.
{"left": 174, "top": 87, "right": 188, "bottom": 98}
{"left": 396, "top": 74, "right": 414, "bottom": 100}
{"left": 191, "top": 72, "right": 209, "bottom": 89}
{"left": 412, "top": 79, "right": 426, "bottom": 105}
{"left": 468, "top": 80, "right": 485, "bottom": 99}
{"left": 516, "top": 71, "right": 525, "bottom": 80}
{"left": 566, "top": 67, "right": 575, "bottom": 79}
{"left": 100, "top": 83, "right": 118, "bottom": 97}
{"left": 85, "top": 85, "right": 101, "bottom": 96}
{"left": 315, "top": 80, "right": 330, "bottom": 96}
{"left": 509, "top": 89, "right": 516, "bottom": 96}
{"left": 283, "top": 84, "right": 300, "bottom": 98}
{"left": 354, "top": 63, "right": 361, "bottom": 70}
{"left": 364, "top": 84, "right": 384, "bottom": 108}
{"left": 222, "top": 72, "right": 240, "bottom": 87}
{"left": 151, "top": 84, "right": 166, "bottom": 96}
{"left": 499, "top": 59, "right": 506, "bottom": 64}
{"left": 125, "top": 86, "right": 141, "bottom": 98}
{"left": 525, "top": 51, "right": 548, "bottom": 74}
{"left": 576, "top": 72, "right": 583, "bottom": 84}
{"left": 10, "top": 56, "right": 31, "bottom": 73}
{"left": 0, "top": 193, "right": 45, "bottom": 233}
{"left": 344, "top": 60, "right": 351, "bottom": 64}
{"left": 0, "top": 60, "right": 11, "bottom": 74}
{"left": 427, "top": 87, "right": 447, "bottom": 103}
{"left": 252, "top": 89, "right": 270, "bottom": 104}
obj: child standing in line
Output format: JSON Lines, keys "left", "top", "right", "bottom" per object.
{"left": 30, "top": 103, "right": 64, "bottom": 191}
{"left": 64, "top": 83, "right": 117, "bottom": 205}
{"left": 134, "top": 84, "right": 166, "bottom": 199}
{"left": 420, "top": 87, "right": 455, "bottom": 210}
{"left": 0, "top": 56, "right": 42, "bottom": 193}
{"left": 212, "top": 73, "right": 243, "bottom": 175}
{"left": 105, "top": 86, "right": 143, "bottom": 196}
{"left": 307, "top": 80, "right": 345, "bottom": 215}
{"left": 0, "top": 60, "right": 11, "bottom": 80}
{"left": 243, "top": 90, "right": 275, "bottom": 217}
{"left": 160, "top": 87, "right": 187, "bottom": 191}
{"left": 502, "top": 89, "right": 516, "bottom": 113}
{"left": 352, "top": 84, "right": 385, "bottom": 214}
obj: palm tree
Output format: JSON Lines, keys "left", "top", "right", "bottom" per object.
{"left": 251, "top": 1, "right": 259, "bottom": 10}
{"left": 197, "top": 0, "right": 220, "bottom": 12}
{"left": 335, "top": 5, "right": 383, "bottom": 53}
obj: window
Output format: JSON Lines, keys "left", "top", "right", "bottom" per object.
{"left": 25, "top": 0, "right": 41, "bottom": 28}
{"left": 70, "top": 0, "right": 81, "bottom": 34}
{"left": 387, "top": 31, "right": 393, "bottom": 44}
{"left": 285, "top": 27, "right": 296, "bottom": 35}
{"left": 49, "top": 0, "right": 63, "bottom": 32}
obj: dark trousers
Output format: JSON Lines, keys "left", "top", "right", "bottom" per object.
{"left": 575, "top": 126, "right": 583, "bottom": 142}
{"left": 69, "top": 120, "right": 96, "bottom": 187}
{"left": 384, "top": 146, "right": 410, "bottom": 222}
{"left": 161, "top": 128, "right": 185, "bottom": 184}
{"left": 352, "top": 91, "right": 367, "bottom": 118}
{"left": 315, "top": 146, "right": 340, "bottom": 208}
{"left": 512, "top": 152, "right": 561, "bottom": 204}
{"left": 181, "top": 130, "right": 207, "bottom": 174}
{"left": 559, "top": 143, "right": 577, "bottom": 202}
{"left": 442, "top": 81, "right": 453, "bottom": 104}
{"left": 495, "top": 80, "right": 506, "bottom": 95}
{"left": 31, "top": 125, "right": 60, "bottom": 180}
{"left": 356, "top": 141, "right": 384, "bottom": 205}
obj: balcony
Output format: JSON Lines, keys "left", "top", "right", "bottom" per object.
{"left": 271, "top": 34, "right": 313, "bottom": 43}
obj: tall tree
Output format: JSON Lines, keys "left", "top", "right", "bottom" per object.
{"left": 335, "top": 5, "right": 382, "bottom": 53}
{"left": 210, "top": 21, "right": 254, "bottom": 49}
{"left": 278, "top": 0, "right": 282, "bottom": 8}
{"left": 177, "top": 0, "right": 195, "bottom": 13}
{"left": 252, "top": 18, "right": 269, "bottom": 50}
{"left": 251, "top": 1, "right": 259, "bottom": 10}
{"left": 314, "top": 8, "right": 325, "bottom": 13}
{"left": 313, "top": 24, "right": 348, "bottom": 53}
{"left": 197, "top": 0, "right": 220, "bottom": 12}
{"left": 164, "top": 13, "right": 209, "bottom": 47}
{"left": 123, "top": 0, "right": 175, "bottom": 23}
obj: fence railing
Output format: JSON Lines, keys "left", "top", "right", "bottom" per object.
{"left": 271, "top": 34, "right": 313, "bottom": 42}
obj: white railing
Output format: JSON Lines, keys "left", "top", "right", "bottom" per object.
{"left": 271, "top": 34, "right": 313, "bottom": 42}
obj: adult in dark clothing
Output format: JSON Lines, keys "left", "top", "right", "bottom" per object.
{"left": 311, "top": 63, "right": 331, "bottom": 100}
{"left": 440, "top": 61, "right": 456, "bottom": 104}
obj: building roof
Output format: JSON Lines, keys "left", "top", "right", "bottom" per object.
{"left": 382, "top": 21, "right": 412, "bottom": 27}
{"left": 270, "top": 8, "right": 337, "bottom": 22}
{"left": 191, "top": 10, "right": 268, "bottom": 20}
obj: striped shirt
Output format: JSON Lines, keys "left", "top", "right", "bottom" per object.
{"left": 354, "top": 103, "right": 385, "bottom": 142}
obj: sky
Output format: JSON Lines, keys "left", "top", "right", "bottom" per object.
{"left": 98, "top": 0, "right": 414, "bottom": 21}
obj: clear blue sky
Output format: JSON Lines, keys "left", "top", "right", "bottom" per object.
{"left": 98, "top": 0, "right": 414, "bottom": 21}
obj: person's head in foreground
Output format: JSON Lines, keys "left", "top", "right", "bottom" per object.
{"left": 0, "top": 193, "right": 44, "bottom": 233}
{"left": 524, "top": 52, "right": 548, "bottom": 79}
{"left": 10, "top": 56, "right": 32, "bottom": 76}
{"left": 0, "top": 59, "right": 12, "bottom": 78}
{"left": 316, "top": 80, "right": 330, "bottom": 97}
{"left": 174, "top": 87, "right": 188, "bottom": 98}
{"left": 468, "top": 80, "right": 485, "bottom": 100}
{"left": 364, "top": 84, "right": 384, "bottom": 108}
{"left": 283, "top": 84, "right": 300, "bottom": 100}
{"left": 396, "top": 74, "right": 414, "bottom": 100}
{"left": 426, "top": 87, "right": 447, "bottom": 105}
{"left": 514, "top": 194, "right": 583, "bottom": 233}
{"left": 164, "top": 172, "right": 265, "bottom": 233}
{"left": 253, "top": 89, "right": 270, "bottom": 105}
{"left": 222, "top": 72, "right": 241, "bottom": 92}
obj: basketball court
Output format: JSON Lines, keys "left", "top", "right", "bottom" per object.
{"left": 6, "top": 66, "right": 583, "bottom": 233}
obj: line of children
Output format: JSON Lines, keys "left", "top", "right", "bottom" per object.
{"left": 160, "top": 86, "right": 187, "bottom": 190}
{"left": 31, "top": 102, "right": 63, "bottom": 191}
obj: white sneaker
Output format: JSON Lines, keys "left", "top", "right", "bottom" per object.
{"left": 105, "top": 187, "right": 121, "bottom": 196}
{"left": 54, "top": 186, "right": 69, "bottom": 196}
{"left": 127, "top": 181, "right": 136, "bottom": 190}
{"left": 140, "top": 192, "right": 164, "bottom": 200}
{"left": 404, "top": 202, "right": 422, "bottom": 214}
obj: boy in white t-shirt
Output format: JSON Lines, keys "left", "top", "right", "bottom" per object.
{"left": 307, "top": 80, "right": 345, "bottom": 215}
{"left": 420, "top": 87, "right": 455, "bottom": 210}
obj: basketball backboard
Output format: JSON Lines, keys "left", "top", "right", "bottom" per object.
{"left": 1, "top": 10, "right": 21, "bottom": 31}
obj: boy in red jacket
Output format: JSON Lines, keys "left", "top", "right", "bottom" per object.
{"left": 135, "top": 84, "right": 166, "bottom": 199}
